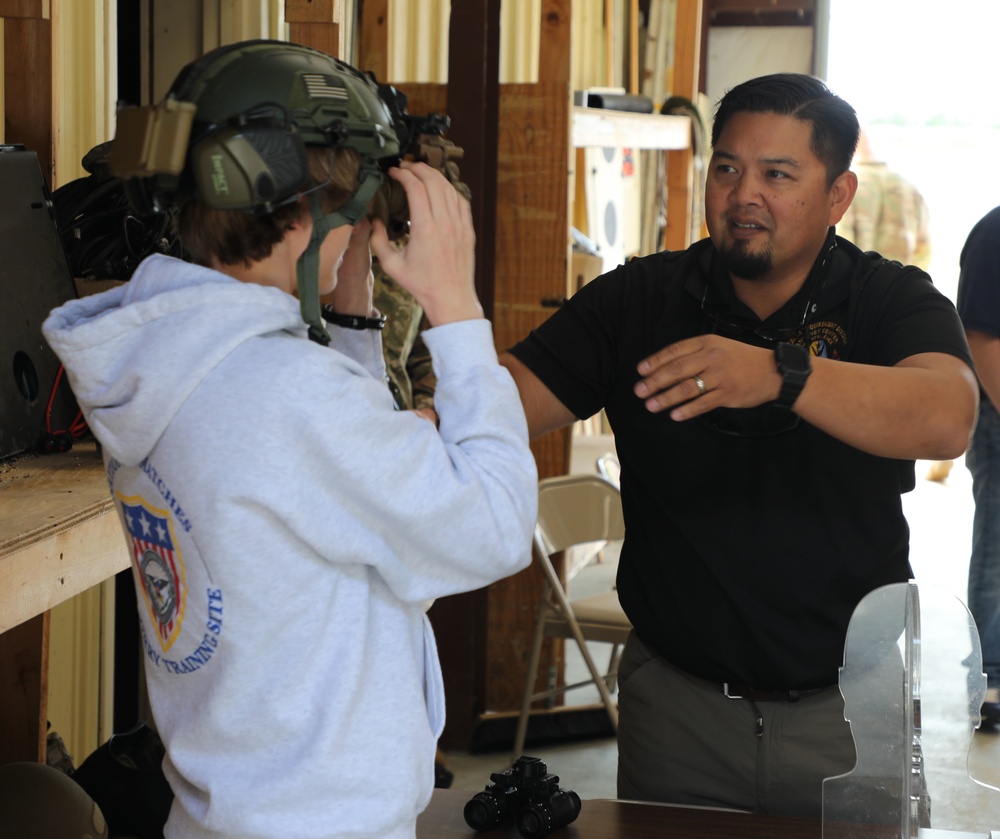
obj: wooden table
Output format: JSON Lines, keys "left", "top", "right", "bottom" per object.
{"left": 0, "top": 440, "right": 130, "bottom": 762}
{"left": 418, "top": 788, "right": 821, "bottom": 838}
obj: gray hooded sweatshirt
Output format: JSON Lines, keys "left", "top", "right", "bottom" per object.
{"left": 42, "top": 254, "right": 537, "bottom": 839}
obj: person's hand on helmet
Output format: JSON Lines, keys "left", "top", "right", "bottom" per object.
{"left": 370, "top": 161, "right": 482, "bottom": 326}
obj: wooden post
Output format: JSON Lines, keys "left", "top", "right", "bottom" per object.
{"left": 488, "top": 81, "right": 572, "bottom": 718}
{"left": 2, "top": 4, "right": 52, "bottom": 185}
{"left": 538, "top": 0, "right": 570, "bottom": 84}
{"left": 412, "top": 0, "right": 504, "bottom": 750}
{"left": 0, "top": 0, "right": 51, "bottom": 767}
{"left": 0, "top": 614, "right": 48, "bottom": 764}
{"left": 447, "top": 0, "right": 500, "bottom": 324}
{"left": 629, "top": 0, "right": 639, "bottom": 94}
{"left": 663, "top": 0, "right": 702, "bottom": 251}
{"left": 604, "top": 0, "right": 614, "bottom": 87}
{"left": 530, "top": 0, "right": 573, "bottom": 487}
{"left": 358, "top": 0, "right": 389, "bottom": 79}
{"left": 0, "top": 1, "right": 49, "bottom": 16}
{"left": 285, "top": 0, "right": 342, "bottom": 59}
{"left": 284, "top": 0, "right": 343, "bottom": 23}
{"left": 481, "top": 0, "right": 573, "bottom": 722}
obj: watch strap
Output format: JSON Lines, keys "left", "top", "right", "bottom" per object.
{"left": 321, "top": 306, "right": 387, "bottom": 330}
{"left": 774, "top": 342, "right": 812, "bottom": 409}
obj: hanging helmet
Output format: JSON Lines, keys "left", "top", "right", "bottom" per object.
{"left": 109, "top": 39, "right": 403, "bottom": 343}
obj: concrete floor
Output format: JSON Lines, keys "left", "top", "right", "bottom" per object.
{"left": 441, "top": 434, "right": 1000, "bottom": 832}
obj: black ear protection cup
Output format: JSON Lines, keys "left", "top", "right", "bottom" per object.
{"left": 189, "top": 120, "right": 311, "bottom": 211}
{"left": 111, "top": 42, "right": 249, "bottom": 215}
{"left": 168, "top": 41, "right": 314, "bottom": 212}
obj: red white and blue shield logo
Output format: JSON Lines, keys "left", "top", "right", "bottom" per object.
{"left": 119, "top": 496, "right": 186, "bottom": 652}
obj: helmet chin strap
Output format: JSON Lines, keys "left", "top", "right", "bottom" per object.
{"left": 297, "top": 167, "right": 384, "bottom": 345}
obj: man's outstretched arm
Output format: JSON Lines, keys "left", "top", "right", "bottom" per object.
{"left": 632, "top": 335, "right": 978, "bottom": 461}
{"left": 499, "top": 352, "right": 578, "bottom": 440}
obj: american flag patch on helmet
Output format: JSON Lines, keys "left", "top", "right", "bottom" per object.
{"left": 303, "top": 73, "right": 349, "bottom": 99}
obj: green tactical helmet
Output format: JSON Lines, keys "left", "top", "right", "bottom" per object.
{"left": 110, "top": 39, "right": 403, "bottom": 344}
{"left": 112, "top": 38, "right": 401, "bottom": 214}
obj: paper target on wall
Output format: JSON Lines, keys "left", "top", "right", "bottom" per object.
{"left": 584, "top": 145, "right": 641, "bottom": 275}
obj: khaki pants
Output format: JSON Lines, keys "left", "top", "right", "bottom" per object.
{"left": 616, "top": 632, "right": 856, "bottom": 818}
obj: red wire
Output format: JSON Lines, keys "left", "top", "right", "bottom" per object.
{"left": 45, "top": 365, "right": 89, "bottom": 439}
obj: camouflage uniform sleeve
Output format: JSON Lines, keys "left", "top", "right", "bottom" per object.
{"left": 878, "top": 170, "right": 930, "bottom": 268}
{"left": 373, "top": 265, "right": 420, "bottom": 410}
{"left": 847, "top": 163, "right": 933, "bottom": 270}
{"left": 408, "top": 314, "right": 437, "bottom": 412}
{"left": 843, "top": 162, "right": 881, "bottom": 253}
{"left": 911, "top": 191, "right": 932, "bottom": 271}
{"left": 372, "top": 262, "right": 438, "bottom": 411}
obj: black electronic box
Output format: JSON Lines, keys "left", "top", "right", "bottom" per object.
{"left": 0, "top": 145, "right": 79, "bottom": 460}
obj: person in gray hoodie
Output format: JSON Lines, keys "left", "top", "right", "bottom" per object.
{"left": 43, "top": 40, "right": 537, "bottom": 839}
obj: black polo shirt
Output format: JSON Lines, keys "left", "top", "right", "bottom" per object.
{"left": 957, "top": 205, "right": 1000, "bottom": 338}
{"left": 510, "top": 233, "right": 971, "bottom": 689}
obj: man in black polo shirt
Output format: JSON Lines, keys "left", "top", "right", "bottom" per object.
{"left": 501, "top": 73, "right": 978, "bottom": 818}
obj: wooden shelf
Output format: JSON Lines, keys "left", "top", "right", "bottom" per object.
{"left": 0, "top": 440, "right": 129, "bottom": 635}
{"left": 572, "top": 106, "right": 690, "bottom": 150}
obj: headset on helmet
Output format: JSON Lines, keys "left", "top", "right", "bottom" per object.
{"left": 109, "top": 39, "right": 403, "bottom": 344}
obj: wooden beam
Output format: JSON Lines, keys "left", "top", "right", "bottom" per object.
{"left": 422, "top": 0, "right": 502, "bottom": 749}
{"left": 288, "top": 22, "right": 340, "bottom": 59}
{"left": 0, "top": 0, "right": 49, "bottom": 18}
{"left": 493, "top": 81, "right": 572, "bottom": 484}
{"left": 537, "top": 0, "right": 572, "bottom": 346}
{"left": 3, "top": 15, "right": 52, "bottom": 186}
{"left": 0, "top": 613, "right": 48, "bottom": 764}
{"left": 283, "top": 0, "right": 343, "bottom": 24}
{"left": 537, "top": 0, "right": 570, "bottom": 84}
{"left": 629, "top": 0, "right": 639, "bottom": 94}
{"left": 664, "top": 0, "right": 702, "bottom": 251}
{"left": 447, "top": 0, "right": 500, "bottom": 322}
{"left": 604, "top": 0, "right": 614, "bottom": 87}
{"left": 358, "top": 0, "right": 389, "bottom": 80}
{"left": 488, "top": 80, "right": 574, "bottom": 715}
{"left": 672, "top": 0, "right": 702, "bottom": 101}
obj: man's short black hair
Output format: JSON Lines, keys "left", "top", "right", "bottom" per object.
{"left": 711, "top": 73, "right": 860, "bottom": 188}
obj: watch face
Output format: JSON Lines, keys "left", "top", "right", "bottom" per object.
{"left": 778, "top": 343, "right": 810, "bottom": 373}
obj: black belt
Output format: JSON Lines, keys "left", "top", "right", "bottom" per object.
{"left": 721, "top": 682, "right": 835, "bottom": 702}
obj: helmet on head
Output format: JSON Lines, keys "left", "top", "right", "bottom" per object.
{"left": 110, "top": 39, "right": 403, "bottom": 343}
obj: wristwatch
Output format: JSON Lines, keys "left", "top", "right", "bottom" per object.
{"left": 773, "top": 342, "right": 812, "bottom": 409}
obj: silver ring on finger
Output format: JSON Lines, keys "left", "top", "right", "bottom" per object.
{"left": 694, "top": 375, "right": 706, "bottom": 396}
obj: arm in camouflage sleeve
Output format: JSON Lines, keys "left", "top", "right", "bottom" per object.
{"left": 911, "top": 191, "right": 932, "bottom": 271}
{"left": 408, "top": 313, "right": 437, "bottom": 412}
{"left": 373, "top": 263, "right": 424, "bottom": 410}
